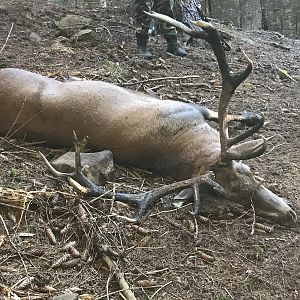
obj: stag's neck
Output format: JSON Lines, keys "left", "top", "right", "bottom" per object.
{"left": 156, "top": 125, "right": 221, "bottom": 180}
{"left": 212, "top": 160, "right": 254, "bottom": 201}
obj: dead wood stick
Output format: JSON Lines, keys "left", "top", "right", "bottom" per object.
{"left": 250, "top": 198, "right": 256, "bottom": 235}
{"left": 0, "top": 214, "right": 29, "bottom": 280}
{"left": 102, "top": 253, "right": 136, "bottom": 300}
{"left": 0, "top": 22, "right": 14, "bottom": 54}
{"left": 160, "top": 215, "right": 194, "bottom": 238}
{"left": 149, "top": 281, "right": 172, "bottom": 300}
{"left": 275, "top": 65, "right": 297, "bottom": 82}
{"left": 254, "top": 222, "right": 274, "bottom": 233}
{"left": 125, "top": 224, "right": 159, "bottom": 235}
{"left": 121, "top": 75, "right": 199, "bottom": 87}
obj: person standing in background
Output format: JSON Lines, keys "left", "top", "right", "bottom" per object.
{"left": 133, "top": 0, "right": 188, "bottom": 59}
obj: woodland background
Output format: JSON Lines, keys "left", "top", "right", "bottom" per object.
{"left": 201, "top": 0, "right": 300, "bottom": 39}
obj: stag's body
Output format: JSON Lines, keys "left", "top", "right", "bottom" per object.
{"left": 0, "top": 68, "right": 220, "bottom": 180}
{"left": 0, "top": 17, "right": 297, "bottom": 225}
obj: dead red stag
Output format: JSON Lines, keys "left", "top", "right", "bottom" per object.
{"left": 0, "top": 13, "right": 297, "bottom": 225}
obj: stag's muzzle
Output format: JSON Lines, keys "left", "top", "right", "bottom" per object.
{"left": 252, "top": 185, "right": 297, "bottom": 226}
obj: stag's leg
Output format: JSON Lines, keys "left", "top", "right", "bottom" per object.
{"left": 199, "top": 107, "right": 262, "bottom": 127}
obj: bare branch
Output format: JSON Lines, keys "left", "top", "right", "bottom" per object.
{"left": 0, "top": 22, "right": 14, "bottom": 54}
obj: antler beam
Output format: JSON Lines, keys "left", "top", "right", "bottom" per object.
{"left": 145, "top": 11, "right": 268, "bottom": 163}
{"left": 40, "top": 137, "right": 235, "bottom": 223}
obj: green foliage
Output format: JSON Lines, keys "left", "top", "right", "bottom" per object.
{"left": 254, "top": 244, "right": 265, "bottom": 260}
{"left": 9, "top": 168, "right": 19, "bottom": 177}
{"left": 243, "top": 276, "right": 253, "bottom": 292}
{"left": 218, "top": 290, "right": 231, "bottom": 300}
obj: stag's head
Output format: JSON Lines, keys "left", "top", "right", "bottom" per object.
{"left": 214, "top": 161, "right": 297, "bottom": 226}
{"left": 192, "top": 20, "right": 297, "bottom": 226}
{"left": 213, "top": 86, "right": 296, "bottom": 226}
{"left": 145, "top": 12, "right": 297, "bottom": 226}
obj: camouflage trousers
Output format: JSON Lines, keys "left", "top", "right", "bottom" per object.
{"left": 133, "top": 0, "right": 178, "bottom": 37}
{"left": 132, "top": 0, "right": 203, "bottom": 37}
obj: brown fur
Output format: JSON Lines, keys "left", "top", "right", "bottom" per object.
{"left": 0, "top": 68, "right": 219, "bottom": 179}
{"left": 0, "top": 68, "right": 297, "bottom": 225}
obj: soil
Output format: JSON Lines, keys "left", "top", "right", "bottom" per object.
{"left": 0, "top": 0, "right": 299, "bottom": 300}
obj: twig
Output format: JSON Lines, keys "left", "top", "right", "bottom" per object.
{"left": 223, "top": 287, "right": 234, "bottom": 300}
{"left": 0, "top": 22, "right": 14, "bottom": 54}
{"left": 150, "top": 203, "right": 192, "bottom": 217}
{"left": 160, "top": 215, "right": 194, "bottom": 238}
{"left": 149, "top": 281, "right": 172, "bottom": 300}
{"left": 148, "top": 84, "right": 165, "bottom": 91}
{"left": 95, "top": 26, "right": 112, "bottom": 37}
{"left": 102, "top": 253, "right": 136, "bottom": 300}
{"left": 192, "top": 214, "right": 199, "bottom": 239}
{"left": 0, "top": 101, "right": 25, "bottom": 144}
{"left": 109, "top": 183, "right": 116, "bottom": 214}
{"left": 145, "top": 268, "right": 169, "bottom": 275}
{"left": 275, "top": 65, "right": 297, "bottom": 82}
{"left": 0, "top": 214, "right": 30, "bottom": 282}
{"left": 0, "top": 138, "right": 37, "bottom": 153}
{"left": 0, "top": 202, "right": 32, "bottom": 212}
{"left": 123, "top": 235, "right": 152, "bottom": 256}
{"left": 120, "top": 75, "right": 199, "bottom": 87}
{"left": 265, "top": 143, "right": 284, "bottom": 155}
{"left": 96, "top": 285, "right": 171, "bottom": 299}
{"left": 249, "top": 198, "right": 256, "bottom": 236}
{"left": 106, "top": 271, "right": 114, "bottom": 300}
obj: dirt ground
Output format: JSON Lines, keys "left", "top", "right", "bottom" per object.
{"left": 0, "top": 0, "right": 299, "bottom": 299}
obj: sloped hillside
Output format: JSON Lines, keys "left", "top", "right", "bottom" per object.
{"left": 0, "top": 1, "right": 299, "bottom": 299}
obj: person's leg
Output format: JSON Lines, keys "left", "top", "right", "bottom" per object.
{"left": 156, "top": 0, "right": 187, "bottom": 56}
{"left": 134, "top": 0, "right": 154, "bottom": 59}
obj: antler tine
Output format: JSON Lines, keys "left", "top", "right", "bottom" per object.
{"left": 144, "top": 11, "right": 208, "bottom": 39}
{"left": 218, "top": 51, "right": 268, "bottom": 163}
{"left": 39, "top": 131, "right": 86, "bottom": 178}
{"left": 145, "top": 11, "right": 192, "bottom": 34}
{"left": 144, "top": 12, "right": 267, "bottom": 162}
{"left": 39, "top": 151, "right": 76, "bottom": 177}
{"left": 218, "top": 50, "right": 253, "bottom": 163}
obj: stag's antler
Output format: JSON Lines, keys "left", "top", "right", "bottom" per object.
{"left": 40, "top": 134, "right": 233, "bottom": 223}
{"left": 145, "top": 12, "right": 268, "bottom": 163}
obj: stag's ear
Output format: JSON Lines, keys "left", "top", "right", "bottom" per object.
{"left": 225, "top": 138, "right": 267, "bottom": 161}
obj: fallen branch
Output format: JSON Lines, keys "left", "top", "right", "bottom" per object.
{"left": 250, "top": 198, "right": 256, "bottom": 236}
{"left": 275, "top": 66, "right": 297, "bottom": 82}
{"left": 0, "top": 22, "right": 14, "bottom": 54}
{"left": 0, "top": 214, "right": 29, "bottom": 280}
{"left": 149, "top": 281, "right": 172, "bottom": 300}
{"left": 102, "top": 253, "right": 136, "bottom": 300}
{"left": 160, "top": 215, "right": 194, "bottom": 238}
{"left": 120, "top": 75, "right": 199, "bottom": 87}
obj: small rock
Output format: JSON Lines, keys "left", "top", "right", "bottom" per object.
{"left": 51, "top": 37, "right": 74, "bottom": 54}
{"left": 51, "top": 151, "right": 115, "bottom": 185}
{"left": 79, "top": 294, "right": 95, "bottom": 300}
{"left": 51, "top": 293, "right": 79, "bottom": 300}
{"left": 29, "top": 32, "right": 42, "bottom": 43}
{"left": 70, "top": 29, "right": 98, "bottom": 43}
{"left": 0, "top": 5, "right": 8, "bottom": 15}
{"left": 57, "top": 14, "right": 92, "bottom": 37}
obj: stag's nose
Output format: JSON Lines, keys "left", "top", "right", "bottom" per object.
{"left": 252, "top": 185, "right": 298, "bottom": 227}
{"left": 280, "top": 209, "right": 298, "bottom": 227}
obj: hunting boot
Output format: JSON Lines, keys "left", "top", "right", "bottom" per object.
{"left": 136, "top": 33, "right": 154, "bottom": 59}
{"left": 165, "top": 35, "right": 187, "bottom": 57}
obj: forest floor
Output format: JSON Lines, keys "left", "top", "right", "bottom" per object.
{"left": 0, "top": 0, "right": 299, "bottom": 299}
